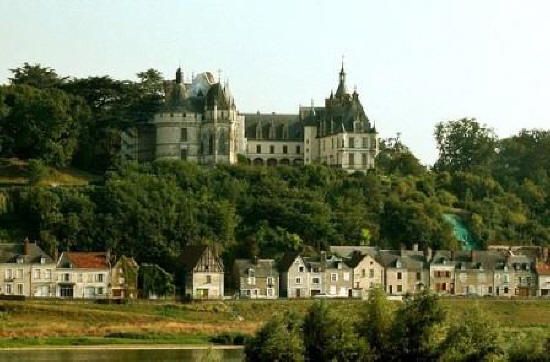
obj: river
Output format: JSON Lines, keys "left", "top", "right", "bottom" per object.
{"left": 0, "top": 346, "right": 245, "bottom": 361}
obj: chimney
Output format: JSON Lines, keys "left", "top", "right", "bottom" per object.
{"left": 23, "top": 236, "right": 30, "bottom": 256}
{"left": 253, "top": 255, "right": 258, "bottom": 265}
{"left": 450, "top": 250, "right": 455, "bottom": 261}
{"left": 54, "top": 249, "right": 59, "bottom": 262}
{"left": 412, "top": 243, "right": 419, "bottom": 252}
{"left": 424, "top": 247, "right": 433, "bottom": 262}
{"left": 471, "top": 250, "right": 476, "bottom": 262}
{"left": 543, "top": 247, "right": 549, "bottom": 262}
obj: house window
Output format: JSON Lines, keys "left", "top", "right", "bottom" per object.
{"left": 17, "top": 283, "right": 23, "bottom": 295}
{"left": 295, "top": 277, "right": 301, "bottom": 284}
{"left": 34, "top": 269, "right": 41, "bottom": 279}
{"left": 78, "top": 273, "right": 83, "bottom": 282}
{"left": 96, "top": 287, "right": 104, "bottom": 295}
{"left": 397, "top": 285, "right": 402, "bottom": 293}
{"left": 60, "top": 286, "right": 73, "bottom": 297}
{"left": 349, "top": 137, "right": 355, "bottom": 148}
{"left": 299, "top": 266, "right": 304, "bottom": 273}
{"left": 445, "top": 271, "right": 451, "bottom": 278}
{"left": 504, "top": 287, "right": 509, "bottom": 294}
{"left": 17, "top": 269, "right": 23, "bottom": 279}
{"left": 329, "top": 285, "right": 336, "bottom": 295}
{"left": 40, "top": 257, "right": 46, "bottom": 264}
{"left": 488, "top": 286, "right": 493, "bottom": 294}
{"left": 5, "top": 269, "right": 13, "bottom": 279}
{"left": 397, "top": 272, "right": 402, "bottom": 280}
{"left": 267, "top": 288, "right": 274, "bottom": 297}
{"left": 181, "top": 128, "right": 187, "bottom": 142}
{"left": 343, "top": 272, "right": 350, "bottom": 281}
{"left": 180, "top": 148, "right": 187, "bottom": 160}
{"left": 283, "top": 145, "right": 288, "bottom": 154}
{"left": 248, "top": 277, "right": 255, "bottom": 285}
{"left": 206, "top": 275, "right": 212, "bottom": 284}
{"left": 369, "top": 269, "right": 374, "bottom": 278}
{"left": 361, "top": 269, "right": 366, "bottom": 278}
{"left": 63, "top": 273, "right": 71, "bottom": 282}
{"left": 296, "top": 145, "right": 301, "bottom": 154}
{"left": 96, "top": 274, "right": 104, "bottom": 283}
{"left": 416, "top": 272, "right": 421, "bottom": 281}
{"left": 362, "top": 153, "right": 367, "bottom": 166}
{"left": 46, "top": 269, "right": 51, "bottom": 279}
{"left": 331, "top": 273, "right": 338, "bottom": 282}
{"left": 270, "top": 145, "right": 275, "bottom": 154}
{"left": 256, "top": 145, "right": 261, "bottom": 154}
{"left": 267, "top": 277, "right": 274, "bottom": 286}
{"left": 312, "top": 277, "right": 320, "bottom": 284}
{"left": 362, "top": 137, "right": 368, "bottom": 148}
{"left": 6, "top": 284, "right": 12, "bottom": 294}
{"left": 349, "top": 153, "right": 354, "bottom": 166}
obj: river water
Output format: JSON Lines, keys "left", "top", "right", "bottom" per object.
{"left": 0, "top": 347, "right": 245, "bottom": 361}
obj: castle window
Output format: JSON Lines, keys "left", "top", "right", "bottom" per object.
{"left": 270, "top": 145, "right": 275, "bottom": 154}
{"left": 362, "top": 137, "right": 368, "bottom": 148}
{"left": 362, "top": 153, "right": 367, "bottom": 165}
{"left": 283, "top": 145, "right": 288, "bottom": 154}
{"left": 181, "top": 128, "right": 187, "bottom": 142}
{"left": 349, "top": 137, "right": 355, "bottom": 148}
{"left": 296, "top": 146, "right": 301, "bottom": 154}
{"left": 256, "top": 145, "right": 261, "bottom": 154}
{"left": 349, "top": 153, "right": 354, "bottom": 166}
{"left": 180, "top": 149, "right": 187, "bottom": 161}
{"left": 208, "top": 134, "right": 214, "bottom": 154}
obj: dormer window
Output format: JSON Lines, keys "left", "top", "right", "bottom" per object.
{"left": 503, "top": 265, "right": 508, "bottom": 272}
{"left": 16, "top": 256, "right": 24, "bottom": 264}
{"left": 40, "top": 257, "right": 46, "bottom": 264}
{"left": 395, "top": 260, "right": 402, "bottom": 268}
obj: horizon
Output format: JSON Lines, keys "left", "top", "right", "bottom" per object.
{"left": 1, "top": 0, "right": 549, "bottom": 165}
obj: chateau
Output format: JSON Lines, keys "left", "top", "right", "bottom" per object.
{"left": 122, "top": 64, "right": 379, "bottom": 173}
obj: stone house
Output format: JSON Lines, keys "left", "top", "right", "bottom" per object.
{"left": 428, "top": 250, "right": 456, "bottom": 295}
{"left": 378, "top": 249, "right": 427, "bottom": 296}
{"left": 493, "top": 255, "right": 514, "bottom": 297}
{"left": 509, "top": 253, "right": 536, "bottom": 296}
{"left": 0, "top": 239, "right": 55, "bottom": 297}
{"left": 453, "top": 251, "right": 502, "bottom": 296}
{"left": 536, "top": 259, "right": 550, "bottom": 297}
{"left": 56, "top": 252, "right": 111, "bottom": 299}
{"left": 346, "top": 250, "right": 385, "bottom": 299}
{"left": 111, "top": 256, "right": 139, "bottom": 299}
{"left": 321, "top": 253, "right": 353, "bottom": 297}
{"left": 279, "top": 252, "right": 311, "bottom": 298}
{"left": 180, "top": 245, "right": 224, "bottom": 300}
{"left": 232, "top": 258, "right": 278, "bottom": 299}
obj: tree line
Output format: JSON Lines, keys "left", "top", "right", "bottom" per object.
{"left": 0, "top": 63, "right": 549, "bottom": 272}
{"left": 245, "top": 289, "right": 548, "bottom": 361}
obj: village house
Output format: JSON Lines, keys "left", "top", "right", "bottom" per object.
{"left": 453, "top": 250, "right": 502, "bottom": 296}
{"left": 111, "top": 256, "right": 139, "bottom": 299}
{"left": 321, "top": 252, "right": 353, "bottom": 297}
{"left": 55, "top": 251, "right": 111, "bottom": 299}
{"left": 232, "top": 258, "right": 279, "bottom": 299}
{"left": 536, "top": 254, "right": 550, "bottom": 297}
{"left": 180, "top": 245, "right": 224, "bottom": 300}
{"left": 428, "top": 250, "right": 456, "bottom": 295}
{"left": 0, "top": 239, "right": 56, "bottom": 297}
{"left": 378, "top": 249, "right": 427, "bottom": 296}
{"left": 279, "top": 252, "right": 311, "bottom": 298}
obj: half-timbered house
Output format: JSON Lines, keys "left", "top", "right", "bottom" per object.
{"left": 180, "top": 245, "right": 224, "bottom": 299}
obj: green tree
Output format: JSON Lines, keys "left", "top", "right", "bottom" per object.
{"left": 357, "top": 287, "right": 394, "bottom": 361}
{"left": 440, "top": 306, "right": 504, "bottom": 361}
{"left": 9, "top": 62, "right": 65, "bottom": 88}
{"left": 434, "top": 118, "right": 498, "bottom": 173}
{"left": 244, "top": 312, "right": 304, "bottom": 362}
{"left": 303, "top": 301, "right": 371, "bottom": 361}
{"left": 390, "top": 290, "right": 446, "bottom": 361}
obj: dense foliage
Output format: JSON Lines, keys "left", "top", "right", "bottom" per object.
{"left": 1, "top": 62, "right": 550, "bottom": 270}
{"left": 245, "top": 291, "right": 545, "bottom": 361}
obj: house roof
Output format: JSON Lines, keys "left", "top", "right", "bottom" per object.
{"left": 58, "top": 252, "right": 109, "bottom": 269}
{"left": 234, "top": 259, "right": 279, "bottom": 277}
{"left": 0, "top": 243, "right": 53, "bottom": 264}
{"left": 278, "top": 251, "right": 301, "bottom": 272}
{"left": 378, "top": 250, "right": 425, "bottom": 269}
{"left": 536, "top": 262, "right": 550, "bottom": 275}
{"left": 180, "top": 245, "right": 208, "bottom": 271}
{"left": 329, "top": 246, "right": 378, "bottom": 259}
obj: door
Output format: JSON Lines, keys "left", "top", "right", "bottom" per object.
{"left": 296, "top": 288, "right": 301, "bottom": 298}
{"left": 196, "top": 289, "right": 209, "bottom": 299}
{"left": 84, "top": 287, "right": 95, "bottom": 298}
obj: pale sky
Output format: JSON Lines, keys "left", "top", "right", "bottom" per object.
{"left": 1, "top": 0, "right": 549, "bottom": 164}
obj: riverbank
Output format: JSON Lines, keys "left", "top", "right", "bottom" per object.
{"left": 0, "top": 298, "right": 547, "bottom": 348}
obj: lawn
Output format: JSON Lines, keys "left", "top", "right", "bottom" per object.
{"left": 0, "top": 298, "right": 547, "bottom": 347}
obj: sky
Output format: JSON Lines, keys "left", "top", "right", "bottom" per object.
{"left": 1, "top": 0, "right": 549, "bottom": 165}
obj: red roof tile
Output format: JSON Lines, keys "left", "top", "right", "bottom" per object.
{"left": 66, "top": 252, "right": 109, "bottom": 269}
{"left": 536, "top": 262, "right": 550, "bottom": 275}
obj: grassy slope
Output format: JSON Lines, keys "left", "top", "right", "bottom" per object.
{"left": 0, "top": 158, "right": 100, "bottom": 186}
{"left": 0, "top": 298, "right": 547, "bottom": 347}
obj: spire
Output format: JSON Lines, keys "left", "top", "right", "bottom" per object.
{"left": 309, "top": 99, "right": 315, "bottom": 116}
{"left": 335, "top": 56, "right": 347, "bottom": 97}
{"left": 175, "top": 67, "right": 182, "bottom": 84}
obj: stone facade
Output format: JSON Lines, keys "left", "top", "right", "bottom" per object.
{"left": 124, "top": 64, "right": 380, "bottom": 173}
{"left": 56, "top": 252, "right": 111, "bottom": 299}
{"left": 180, "top": 245, "right": 224, "bottom": 300}
{"left": 233, "top": 258, "right": 279, "bottom": 299}
{"left": 0, "top": 240, "right": 56, "bottom": 297}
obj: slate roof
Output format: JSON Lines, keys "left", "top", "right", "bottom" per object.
{"left": 244, "top": 113, "right": 303, "bottom": 140}
{"left": 234, "top": 259, "right": 279, "bottom": 277}
{"left": 330, "top": 246, "right": 378, "bottom": 259}
{"left": 0, "top": 243, "right": 53, "bottom": 264}
{"left": 278, "top": 251, "right": 301, "bottom": 272}
{"left": 180, "top": 245, "right": 208, "bottom": 272}
{"left": 58, "top": 252, "right": 110, "bottom": 269}
{"left": 378, "top": 250, "right": 426, "bottom": 270}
